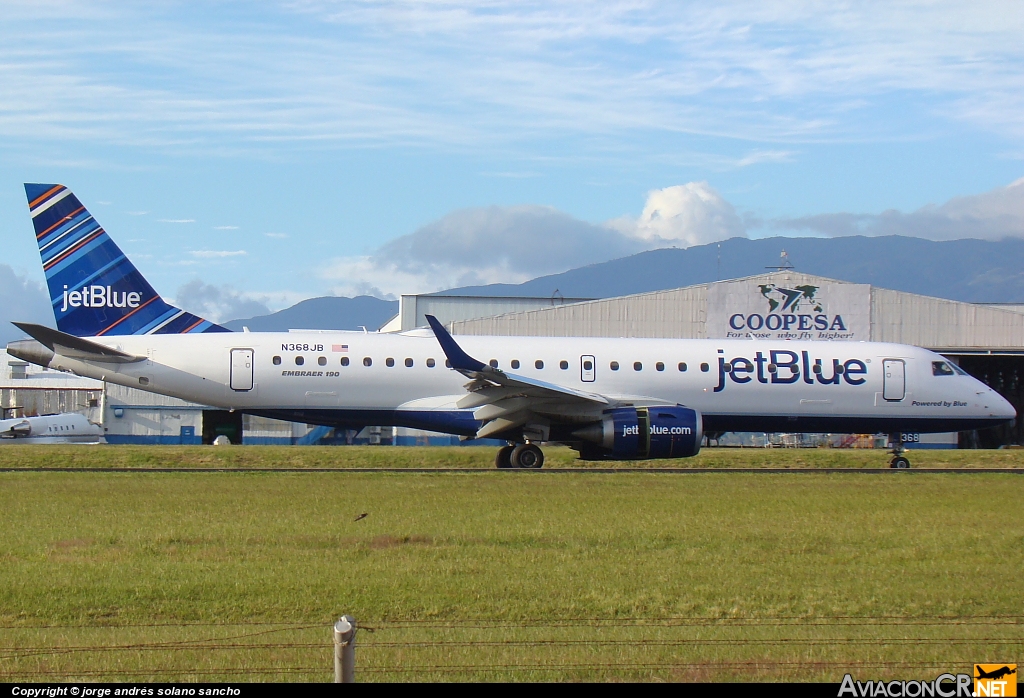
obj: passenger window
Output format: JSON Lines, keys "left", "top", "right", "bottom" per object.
{"left": 511, "top": 359, "right": 520, "bottom": 369}
{"left": 535, "top": 360, "right": 544, "bottom": 369}
{"left": 634, "top": 362, "right": 642, "bottom": 371}
{"left": 406, "top": 358, "right": 414, "bottom": 367}
{"left": 559, "top": 360, "right": 569, "bottom": 370}
{"left": 363, "top": 357, "right": 372, "bottom": 367}
{"left": 445, "top": 359, "right": 451, "bottom": 368}
{"left": 656, "top": 362, "right": 664, "bottom": 372}
{"left": 273, "top": 356, "right": 282, "bottom": 365}
{"left": 812, "top": 363, "right": 822, "bottom": 375}
{"left": 932, "top": 361, "right": 955, "bottom": 376}
{"left": 341, "top": 357, "right": 350, "bottom": 367}
{"left": 610, "top": 361, "right": 619, "bottom": 371}
{"left": 489, "top": 359, "right": 498, "bottom": 368}
{"left": 767, "top": 363, "right": 777, "bottom": 374}
{"left": 386, "top": 358, "right": 395, "bottom": 367}
{"left": 426, "top": 358, "right": 435, "bottom": 368}
{"left": 295, "top": 356, "right": 304, "bottom": 366}
{"left": 700, "top": 362, "right": 709, "bottom": 372}
{"left": 678, "top": 362, "right": 687, "bottom": 372}
{"left": 318, "top": 356, "right": 327, "bottom": 366}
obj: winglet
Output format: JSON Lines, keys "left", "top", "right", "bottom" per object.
{"left": 425, "top": 315, "right": 487, "bottom": 372}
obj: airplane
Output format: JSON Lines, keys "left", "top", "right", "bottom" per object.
{"left": 0, "top": 412, "right": 104, "bottom": 444}
{"left": 5, "top": 183, "right": 1016, "bottom": 468}
{"left": 975, "top": 666, "right": 1016, "bottom": 681}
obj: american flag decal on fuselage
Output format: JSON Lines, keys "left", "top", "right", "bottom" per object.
{"left": 25, "top": 184, "right": 230, "bottom": 338}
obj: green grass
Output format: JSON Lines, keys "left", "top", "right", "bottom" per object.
{"left": 0, "top": 462, "right": 1021, "bottom": 681}
{"left": 1, "top": 443, "right": 1024, "bottom": 469}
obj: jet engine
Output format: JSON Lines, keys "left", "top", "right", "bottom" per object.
{"left": 572, "top": 406, "right": 702, "bottom": 460}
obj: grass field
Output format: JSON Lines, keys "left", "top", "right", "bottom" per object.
{"left": 1, "top": 443, "right": 1024, "bottom": 469}
{"left": 0, "top": 448, "right": 1022, "bottom": 681}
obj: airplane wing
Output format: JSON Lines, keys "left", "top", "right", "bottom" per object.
{"left": 426, "top": 315, "right": 616, "bottom": 439}
{"left": 12, "top": 322, "right": 144, "bottom": 363}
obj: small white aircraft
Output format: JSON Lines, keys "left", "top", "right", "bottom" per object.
{"left": 6, "top": 184, "right": 1015, "bottom": 467}
{"left": 0, "top": 412, "right": 104, "bottom": 444}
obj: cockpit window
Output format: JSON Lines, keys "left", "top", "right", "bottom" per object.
{"left": 952, "top": 363, "right": 968, "bottom": 376}
{"left": 932, "top": 361, "right": 955, "bottom": 376}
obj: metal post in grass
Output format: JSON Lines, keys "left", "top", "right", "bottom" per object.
{"left": 334, "top": 615, "right": 357, "bottom": 683}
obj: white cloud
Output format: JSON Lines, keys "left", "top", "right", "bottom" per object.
{"left": 189, "top": 250, "right": 247, "bottom": 258}
{"left": 0, "top": 1, "right": 1021, "bottom": 156}
{"left": 126, "top": 211, "right": 148, "bottom": 216}
{"left": 264, "top": 232, "right": 288, "bottom": 239}
{"left": 610, "top": 182, "right": 746, "bottom": 248}
{"left": 213, "top": 225, "right": 239, "bottom": 230}
{"left": 0, "top": 264, "right": 53, "bottom": 345}
{"left": 322, "top": 181, "right": 743, "bottom": 295}
{"left": 157, "top": 218, "right": 195, "bottom": 224}
{"left": 172, "top": 280, "right": 271, "bottom": 324}
{"left": 776, "top": 177, "right": 1024, "bottom": 241}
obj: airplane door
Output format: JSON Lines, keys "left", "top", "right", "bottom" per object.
{"left": 230, "top": 348, "right": 254, "bottom": 391}
{"left": 883, "top": 359, "right": 905, "bottom": 401}
{"left": 581, "top": 355, "right": 596, "bottom": 382}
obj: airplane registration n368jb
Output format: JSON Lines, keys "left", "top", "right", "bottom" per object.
{"left": 7, "top": 184, "right": 1015, "bottom": 468}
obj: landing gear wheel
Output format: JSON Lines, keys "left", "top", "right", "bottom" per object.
{"left": 890, "top": 456, "right": 910, "bottom": 469}
{"left": 511, "top": 443, "right": 545, "bottom": 469}
{"left": 495, "top": 445, "right": 514, "bottom": 469}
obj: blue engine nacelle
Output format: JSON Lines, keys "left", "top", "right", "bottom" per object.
{"left": 573, "top": 406, "right": 703, "bottom": 460}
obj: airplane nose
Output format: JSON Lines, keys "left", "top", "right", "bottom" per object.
{"left": 994, "top": 392, "right": 1017, "bottom": 420}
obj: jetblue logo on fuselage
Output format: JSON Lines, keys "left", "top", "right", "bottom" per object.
{"left": 714, "top": 349, "right": 868, "bottom": 393}
{"left": 60, "top": 285, "right": 142, "bottom": 312}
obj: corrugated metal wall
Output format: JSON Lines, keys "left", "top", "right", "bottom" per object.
{"left": 871, "top": 288, "right": 1024, "bottom": 349}
{"left": 452, "top": 286, "right": 708, "bottom": 338}
{"left": 452, "top": 273, "right": 1024, "bottom": 350}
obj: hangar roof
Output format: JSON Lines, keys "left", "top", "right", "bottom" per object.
{"left": 449, "top": 271, "right": 1024, "bottom": 353}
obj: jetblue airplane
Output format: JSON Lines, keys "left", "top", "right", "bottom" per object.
{"left": 0, "top": 412, "right": 104, "bottom": 444}
{"left": 6, "top": 184, "right": 1015, "bottom": 468}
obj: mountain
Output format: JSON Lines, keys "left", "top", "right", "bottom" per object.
{"left": 437, "top": 235, "right": 1024, "bottom": 303}
{"left": 224, "top": 235, "right": 1024, "bottom": 331}
{"left": 223, "top": 295, "right": 398, "bottom": 332}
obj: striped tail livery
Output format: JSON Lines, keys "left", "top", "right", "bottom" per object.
{"left": 25, "top": 183, "right": 229, "bottom": 337}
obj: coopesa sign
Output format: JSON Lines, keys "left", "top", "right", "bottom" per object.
{"left": 706, "top": 279, "right": 870, "bottom": 341}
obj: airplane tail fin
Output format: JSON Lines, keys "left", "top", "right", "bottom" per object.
{"left": 24, "top": 184, "right": 229, "bottom": 337}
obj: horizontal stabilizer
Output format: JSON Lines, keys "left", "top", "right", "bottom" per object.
{"left": 12, "top": 322, "right": 144, "bottom": 363}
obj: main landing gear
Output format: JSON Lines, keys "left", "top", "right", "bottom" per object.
{"left": 888, "top": 434, "right": 911, "bottom": 469}
{"left": 495, "top": 443, "right": 545, "bottom": 469}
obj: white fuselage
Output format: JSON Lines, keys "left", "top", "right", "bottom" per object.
{"left": 41, "top": 330, "right": 1015, "bottom": 436}
{"left": 0, "top": 412, "right": 104, "bottom": 444}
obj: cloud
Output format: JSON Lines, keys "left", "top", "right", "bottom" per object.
{"left": 213, "top": 225, "right": 239, "bottom": 230}
{"left": 322, "top": 181, "right": 743, "bottom": 295}
{"left": 776, "top": 177, "right": 1024, "bottom": 241}
{"left": 609, "top": 182, "right": 746, "bottom": 248}
{"left": 0, "top": 265, "right": 53, "bottom": 346}
{"left": 0, "top": 2, "right": 1022, "bottom": 158}
{"left": 126, "top": 211, "right": 148, "bottom": 216}
{"left": 157, "top": 218, "right": 195, "bottom": 224}
{"left": 172, "top": 280, "right": 271, "bottom": 323}
{"left": 189, "top": 250, "right": 247, "bottom": 258}
{"left": 264, "top": 232, "right": 288, "bottom": 239}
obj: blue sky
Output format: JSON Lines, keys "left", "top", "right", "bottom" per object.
{"left": 2, "top": 1, "right": 1023, "bottom": 326}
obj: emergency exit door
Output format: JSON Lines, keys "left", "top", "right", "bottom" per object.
{"left": 883, "top": 359, "right": 905, "bottom": 401}
{"left": 230, "top": 348, "right": 254, "bottom": 391}
{"left": 581, "top": 355, "right": 596, "bottom": 382}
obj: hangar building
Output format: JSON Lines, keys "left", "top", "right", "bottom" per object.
{"left": 448, "top": 271, "right": 1024, "bottom": 447}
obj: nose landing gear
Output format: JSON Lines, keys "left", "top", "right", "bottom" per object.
{"left": 494, "top": 443, "right": 545, "bottom": 469}
{"left": 888, "top": 434, "right": 911, "bottom": 469}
